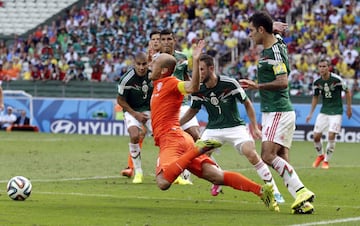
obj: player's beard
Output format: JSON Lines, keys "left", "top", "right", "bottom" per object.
{"left": 202, "top": 72, "right": 210, "bottom": 84}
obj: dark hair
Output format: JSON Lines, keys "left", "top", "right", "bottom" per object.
{"left": 199, "top": 54, "right": 214, "bottom": 67}
{"left": 248, "top": 11, "right": 273, "bottom": 33}
{"left": 149, "top": 30, "right": 160, "bottom": 39}
{"left": 160, "top": 29, "right": 174, "bottom": 36}
{"left": 317, "top": 57, "right": 330, "bottom": 65}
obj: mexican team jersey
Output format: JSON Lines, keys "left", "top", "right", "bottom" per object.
{"left": 191, "top": 76, "right": 247, "bottom": 129}
{"left": 173, "top": 50, "right": 190, "bottom": 105}
{"left": 257, "top": 35, "right": 293, "bottom": 112}
{"left": 173, "top": 50, "right": 188, "bottom": 81}
{"left": 313, "top": 72, "right": 348, "bottom": 115}
{"left": 117, "top": 68, "right": 153, "bottom": 112}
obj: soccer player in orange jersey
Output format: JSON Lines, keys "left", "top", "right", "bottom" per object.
{"left": 148, "top": 40, "right": 278, "bottom": 211}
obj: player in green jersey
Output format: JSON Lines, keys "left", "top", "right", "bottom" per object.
{"left": 240, "top": 11, "right": 315, "bottom": 214}
{"left": 306, "top": 58, "right": 352, "bottom": 169}
{"left": 120, "top": 30, "right": 161, "bottom": 178}
{"left": 117, "top": 52, "right": 153, "bottom": 184}
{"left": 180, "top": 53, "right": 284, "bottom": 206}
{"left": 159, "top": 29, "right": 199, "bottom": 185}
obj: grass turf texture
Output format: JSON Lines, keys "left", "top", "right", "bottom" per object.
{"left": 0, "top": 132, "right": 359, "bottom": 226}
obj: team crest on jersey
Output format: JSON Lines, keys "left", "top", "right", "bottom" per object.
{"left": 156, "top": 82, "right": 163, "bottom": 92}
{"left": 142, "top": 81, "right": 149, "bottom": 99}
{"left": 210, "top": 92, "right": 219, "bottom": 105}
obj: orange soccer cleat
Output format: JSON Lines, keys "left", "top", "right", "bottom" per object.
{"left": 321, "top": 161, "right": 329, "bottom": 169}
{"left": 312, "top": 155, "right": 324, "bottom": 168}
{"left": 120, "top": 167, "right": 134, "bottom": 178}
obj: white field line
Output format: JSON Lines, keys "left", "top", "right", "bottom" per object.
{"left": 288, "top": 216, "right": 360, "bottom": 226}
{"left": 1, "top": 164, "right": 359, "bottom": 183}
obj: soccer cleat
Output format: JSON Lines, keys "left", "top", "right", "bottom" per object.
{"left": 195, "top": 139, "right": 222, "bottom": 154}
{"left": 312, "top": 155, "right": 324, "bottom": 168}
{"left": 173, "top": 176, "right": 193, "bottom": 185}
{"left": 274, "top": 193, "right": 285, "bottom": 204}
{"left": 291, "top": 201, "right": 315, "bottom": 214}
{"left": 132, "top": 173, "right": 143, "bottom": 184}
{"left": 291, "top": 188, "right": 315, "bottom": 210}
{"left": 120, "top": 167, "right": 133, "bottom": 178}
{"left": 321, "top": 161, "right": 329, "bottom": 169}
{"left": 260, "top": 184, "right": 279, "bottom": 212}
{"left": 211, "top": 184, "right": 223, "bottom": 196}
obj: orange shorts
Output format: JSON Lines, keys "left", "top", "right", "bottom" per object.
{"left": 155, "top": 129, "right": 215, "bottom": 178}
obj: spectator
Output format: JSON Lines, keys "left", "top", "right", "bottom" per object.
{"left": 14, "top": 110, "right": 30, "bottom": 126}
{"left": 0, "top": 106, "right": 17, "bottom": 130}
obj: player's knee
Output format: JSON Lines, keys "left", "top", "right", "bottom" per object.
{"left": 156, "top": 175, "right": 171, "bottom": 190}
{"left": 261, "top": 152, "right": 273, "bottom": 165}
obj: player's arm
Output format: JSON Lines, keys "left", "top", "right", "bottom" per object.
{"left": 239, "top": 73, "right": 288, "bottom": 90}
{"left": 180, "top": 40, "right": 205, "bottom": 94}
{"left": 180, "top": 107, "right": 199, "bottom": 126}
{"left": 306, "top": 95, "right": 319, "bottom": 123}
{"left": 258, "top": 73, "right": 288, "bottom": 90}
{"left": 345, "top": 89, "right": 352, "bottom": 119}
{"left": 243, "top": 99, "right": 261, "bottom": 139}
{"left": 116, "top": 95, "right": 149, "bottom": 123}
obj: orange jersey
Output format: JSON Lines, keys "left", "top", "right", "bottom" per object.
{"left": 151, "top": 76, "right": 186, "bottom": 145}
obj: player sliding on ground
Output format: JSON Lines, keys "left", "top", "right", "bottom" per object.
{"left": 148, "top": 39, "right": 278, "bottom": 211}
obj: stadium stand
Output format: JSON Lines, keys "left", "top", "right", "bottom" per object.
{"left": 0, "top": 0, "right": 359, "bottom": 103}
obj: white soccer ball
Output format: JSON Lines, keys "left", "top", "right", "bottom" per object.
{"left": 7, "top": 176, "right": 32, "bottom": 201}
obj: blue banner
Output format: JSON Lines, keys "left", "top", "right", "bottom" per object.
{"left": 3, "top": 96, "right": 360, "bottom": 141}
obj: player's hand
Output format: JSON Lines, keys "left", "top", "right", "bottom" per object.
{"left": 305, "top": 114, "right": 312, "bottom": 123}
{"left": 239, "top": 79, "right": 258, "bottom": 90}
{"left": 347, "top": 107, "right": 352, "bottom": 119}
{"left": 0, "top": 103, "right": 4, "bottom": 111}
{"left": 192, "top": 40, "right": 206, "bottom": 61}
{"left": 273, "top": 22, "right": 288, "bottom": 33}
{"left": 252, "top": 126, "right": 262, "bottom": 140}
{"left": 135, "top": 112, "right": 150, "bottom": 124}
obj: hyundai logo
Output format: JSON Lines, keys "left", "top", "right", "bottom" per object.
{"left": 51, "top": 120, "right": 77, "bottom": 134}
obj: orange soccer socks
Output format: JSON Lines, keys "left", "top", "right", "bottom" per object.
{"left": 162, "top": 148, "right": 199, "bottom": 183}
{"left": 223, "top": 171, "right": 262, "bottom": 196}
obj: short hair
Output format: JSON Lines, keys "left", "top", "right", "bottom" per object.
{"left": 149, "top": 30, "right": 160, "bottom": 39}
{"left": 317, "top": 57, "right": 330, "bottom": 65}
{"left": 134, "top": 52, "right": 147, "bottom": 61}
{"left": 199, "top": 54, "right": 214, "bottom": 67}
{"left": 160, "top": 29, "right": 174, "bottom": 37}
{"left": 248, "top": 11, "right": 273, "bottom": 34}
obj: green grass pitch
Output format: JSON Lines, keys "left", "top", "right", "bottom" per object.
{"left": 0, "top": 132, "right": 359, "bottom": 226}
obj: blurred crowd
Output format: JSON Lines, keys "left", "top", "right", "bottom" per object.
{"left": 0, "top": 0, "right": 359, "bottom": 97}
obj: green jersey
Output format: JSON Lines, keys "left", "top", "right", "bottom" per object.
{"left": 173, "top": 50, "right": 189, "bottom": 105}
{"left": 313, "top": 73, "right": 348, "bottom": 115}
{"left": 257, "top": 36, "right": 293, "bottom": 112}
{"left": 191, "top": 76, "right": 246, "bottom": 129}
{"left": 117, "top": 68, "right": 153, "bottom": 112}
{"left": 173, "top": 50, "right": 188, "bottom": 80}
